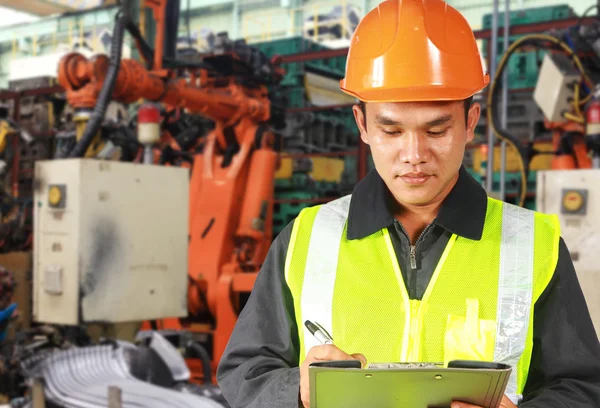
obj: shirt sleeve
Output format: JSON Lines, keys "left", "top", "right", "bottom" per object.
{"left": 216, "top": 220, "right": 302, "bottom": 408}
{"left": 521, "top": 237, "right": 600, "bottom": 407}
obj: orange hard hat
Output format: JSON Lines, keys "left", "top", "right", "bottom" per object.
{"left": 340, "top": 0, "right": 490, "bottom": 102}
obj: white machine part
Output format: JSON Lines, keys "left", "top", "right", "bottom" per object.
{"left": 533, "top": 53, "right": 581, "bottom": 123}
{"left": 537, "top": 169, "right": 600, "bottom": 339}
{"left": 33, "top": 159, "right": 189, "bottom": 325}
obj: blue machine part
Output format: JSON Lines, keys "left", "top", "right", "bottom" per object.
{"left": 0, "top": 303, "right": 16, "bottom": 341}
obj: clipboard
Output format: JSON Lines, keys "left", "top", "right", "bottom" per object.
{"left": 309, "top": 360, "right": 512, "bottom": 408}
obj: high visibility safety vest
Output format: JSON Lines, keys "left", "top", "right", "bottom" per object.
{"left": 284, "top": 195, "right": 561, "bottom": 405}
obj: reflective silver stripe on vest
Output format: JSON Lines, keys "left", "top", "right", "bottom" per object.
{"left": 494, "top": 202, "right": 535, "bottom": 405}
{"left": 300, "top": 195, "right": 351, "bottom": 354}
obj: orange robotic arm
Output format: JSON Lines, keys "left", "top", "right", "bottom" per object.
{"left": 58, "top": 50, "right": 280, "bottom": 378}
{"left": 57, "top": 53, "right": 270, "bottom": 125}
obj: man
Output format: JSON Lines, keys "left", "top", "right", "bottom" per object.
{"left": 217, "top": 0, "right": 600, "bottom": 407}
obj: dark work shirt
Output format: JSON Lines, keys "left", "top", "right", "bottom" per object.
{"left": 216, "top": 166, "right": 600, "bottom": 408}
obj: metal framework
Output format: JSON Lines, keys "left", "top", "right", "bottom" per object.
{"left": 278, "top": 16, "right": 599, "bottom": 64}
{"left": 0, "top": 0, "right": 74, "bottom": 16}
{"left": 0, "top": 15, "right": 592, "bottom": 205}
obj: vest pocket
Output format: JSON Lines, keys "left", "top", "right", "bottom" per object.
{"left": 443, "top": 298, "right": 496, "bottom": 366}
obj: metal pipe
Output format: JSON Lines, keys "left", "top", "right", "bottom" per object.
{"left": 486, "top": 0, "right": 500, "bottom": 193}
{"left": 499, "top": 0, "right": 510, "bottom": 201}
{"left": 232, "top": 0, "right": 240, "bottom": 38}
{"left": 143, "top": 145, "right": 154, "bottom": 164}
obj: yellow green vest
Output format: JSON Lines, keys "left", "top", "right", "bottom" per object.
{"left": 284, "top": 195, "right": 560, "bottom": 404}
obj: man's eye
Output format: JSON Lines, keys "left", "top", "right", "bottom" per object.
{"left": 427, "top": 130, "right": 447, "bottom": 136}
{"left": 382, "top": 129, "right": 400, "bottom": 135}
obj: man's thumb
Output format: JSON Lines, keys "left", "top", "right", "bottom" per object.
{"left": 351, "top": 353, "right": 367, "bottom": 367}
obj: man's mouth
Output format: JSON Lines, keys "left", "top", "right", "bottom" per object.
{"left": 399, "top": 172, "right": 432, "bottom": 185}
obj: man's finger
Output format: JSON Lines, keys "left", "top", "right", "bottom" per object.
{"left": 451, "top": 402, "right": 482, "bottom": 408}
{"left": 351, "top": 353, "right": 367, "bottom": 367}
{"left": 310, "top": 345, "right": 355, "bottom": 361}
{"left": 451, "top": 394, "right": 514, "bottom": 408}
{"left": 499, "top": 395, "right": 517, "bottom": 408}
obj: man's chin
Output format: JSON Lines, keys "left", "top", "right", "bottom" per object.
{"left": 392, "top": 191, "right": 436, "bottom": 207}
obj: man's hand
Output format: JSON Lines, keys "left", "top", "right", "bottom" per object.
{"left": 451, "top": 394, "right": 517, "bottom": 408}
{"left": 299, "top": 344, "right": 366, "bottom": 408}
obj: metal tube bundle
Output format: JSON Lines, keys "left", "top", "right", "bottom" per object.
{"left": 20, "top": 335, "right": 226, "bottom": 408}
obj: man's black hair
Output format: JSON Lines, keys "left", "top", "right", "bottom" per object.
{"left": 358, "top": 96, "right": 474, "bottom": 126}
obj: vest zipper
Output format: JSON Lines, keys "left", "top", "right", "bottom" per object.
{"left": 397, "top": 222, "right": 434, "bottom": 361}
{"left": 397, "top": 222, "right": 434, "bottom": 271}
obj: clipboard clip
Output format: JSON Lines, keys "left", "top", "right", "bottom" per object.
{"left": 367, "top": 362, "right": 444, "bottom": 369}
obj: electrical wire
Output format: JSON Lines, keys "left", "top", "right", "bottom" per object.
{"left": 564, "top": 112, "right": 585, "bottom": 124}
{"left": 574, "top": 83, "right": 581, "bottom": 115}
{"left": 487, "top": 33, "right": 594, "bottom": 207}
{"left": 578, "top": 5, "right": 599, "bottom": 27}
{"left": 573, "top": 83, "right": 583, "bottom": 118}
{"left": 574, "top": 76, "right": 593, "bottom": 107}
{"left": 68, "top": 11, "right": 127, "bottom": 158}
{"left": 580, "top": 90, "right": 593, "bottom": 105}
{"left": 186, "top": 341, "right": 213, "bottom": 384}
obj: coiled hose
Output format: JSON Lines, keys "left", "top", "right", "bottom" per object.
{"left": 68, "top": 12, "right": 127, "bottom": 158}
{"left": 487, "top": 33, "right": 594, "bottom": 206}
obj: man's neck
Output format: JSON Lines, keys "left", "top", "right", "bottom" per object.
{"left": 394, "top": 202, "right": 442, "bottom": 244}
{"left": 390, "top": 173, "right": 460, "bottom": 244}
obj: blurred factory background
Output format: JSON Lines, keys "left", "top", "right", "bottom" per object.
{"left": 0, "top": 0, "right": 594, "bottom": 406}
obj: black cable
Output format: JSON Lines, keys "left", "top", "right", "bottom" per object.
{"left": 67, "top": 11, "right": 127, "bottom": 158}
{"left": 577, "top": 4, "right": 599, "bottom": 28}
{"left": 580, "top": 4, "right": 599, "bottom": 20}
{"left": 123, "top": 8, "right": 212, "bottom": 71}
{"left": 126, "top": 18, "right": 154, "bottom": 69}
{"left": 186, "top": 341, "right": 213, "bottom": 384}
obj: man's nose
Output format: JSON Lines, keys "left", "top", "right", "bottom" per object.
{"left": 401, "top": 132, "right": 429, "bottom": 165}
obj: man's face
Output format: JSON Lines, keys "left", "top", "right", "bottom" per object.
{"left": 353, "top": 100, "right": 480, "bottom": 207}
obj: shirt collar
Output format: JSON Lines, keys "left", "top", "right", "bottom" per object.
{"left": 346, "top": 166, "right": 488, "bottom": 241}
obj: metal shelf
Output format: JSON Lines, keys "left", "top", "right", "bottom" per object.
{"left": 278, "top": 16, "right": 598, "bottom": 64}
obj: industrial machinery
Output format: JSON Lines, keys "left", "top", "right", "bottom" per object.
{"left": 487, "top": 14, "right": 600, "bottom": 205}
{"left": 46, "top": 0, "right": 284, "bottom": 387}
{"left": 33, "top": 159, "right": 189, "bottom": 326}
{"left": 536, "top": 169, "right": 600, "bottom": 339}
{"left": 486, "top": 9, "right": 600, "bottom": 339}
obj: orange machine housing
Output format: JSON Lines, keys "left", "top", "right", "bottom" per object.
{"left": 545, "top": 119, "right": 592, "bottom": 170}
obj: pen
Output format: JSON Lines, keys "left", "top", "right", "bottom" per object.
{"left": 304, "top": 320, "right": 334, "bottom": 345}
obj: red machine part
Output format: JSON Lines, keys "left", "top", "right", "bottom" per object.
{"left": 138, "top": 103, "right": 161, "bottom": 145}
{"left": 138, "top": 104, "right": 161, "bottom": 123}
{"left": 586, "top": 98, "right": 600, "bottom": 137}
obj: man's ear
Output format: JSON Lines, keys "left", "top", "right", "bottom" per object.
{"left": 352, "top": 104, "right": 369, "bottom": 145}
{"left": 466, "top": 102, "right": 481, "bottom": 144}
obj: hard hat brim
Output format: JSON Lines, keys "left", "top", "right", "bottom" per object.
{"left": 340, "top": 79, "right": 490, "bottom": 103}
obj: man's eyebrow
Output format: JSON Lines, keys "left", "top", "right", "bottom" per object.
{"left": 374, "top": 114, "right": 401, "bottom": 126}
{"left": 426, "top": 114, "right": 454, "bottom": 127}
{"left": 373, "top": 113, "right": 454, "bottom": 127}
